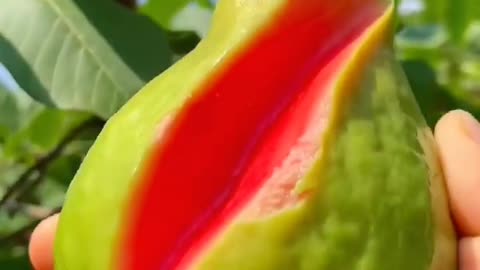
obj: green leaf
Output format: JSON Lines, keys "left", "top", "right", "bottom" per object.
{"left": 0, "top": 88, "right": 21, "bottom": 140}
{"left": 47, "top": 154, "right": 82, "bottom": 187}
{"left": 0, "top": 211, "right": 31, "bottom": 236}
{"left": 26, "top": 110, "right": 86, "bottom": 151}
{"left": 169, "top": 2, "right": 213, "bottom": 38}
{"left": 397, "top": 0, "right": 480, "bottom": 122}
{"left": 72, "top": 0, "right": 173, "bottom": 81}
{"left": 0, "top": 164, "right": 26, "bottom": 195}
{"left": 446, "top": 0, "right": 469, "bottom": 43}
{"left": 166, "top": 30, "right": 201, "bottom": 55}
{"left": 3, "top": 108, "right": 90, "bottom": 161}
{"left": 141, "top": 0, "right": 194, "bottom": 28}
{"left": 0, "top": 0, "right": 172, "bottom": 119}
{"left": 142, "top": 1, "right": 213, "bottom": 38}
{"left": 36, "top": 175, "right": 67, "bottom": 208}
{"left": 401, "top": 60, "right": 457, "bottom": 127}
{"left": 0, "top": 88, "right": 42, "bottom": 143}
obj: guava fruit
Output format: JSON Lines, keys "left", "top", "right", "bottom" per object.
{"left": 55, "top": 0, "right": 458, "bottom": 270}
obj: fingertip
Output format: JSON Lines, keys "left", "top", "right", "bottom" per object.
{"left": 29, "top": 214, "right": 59, "bottom": 270}
{"left": 435, "top": 110, "right": 480, "bottom": 236}
{"left": 435, "top": 110, "right": 480, "bottom": 144}
{"left": 460, "top": 237, "right": 480, "bottom": 270}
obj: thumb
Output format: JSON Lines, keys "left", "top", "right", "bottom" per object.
{"left": 435, "top": 110, "right": 480, "bottom": 236}
{"left": 29, "top": 214, "right": 59, "bottom": 270}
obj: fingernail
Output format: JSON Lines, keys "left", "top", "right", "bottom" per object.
{"left": 459, "top": 110, "right": 480, "bottom": 143}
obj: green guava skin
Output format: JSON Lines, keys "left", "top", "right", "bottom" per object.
{"left": 54, "top": 0, "right": 457, "bottom": 270}
{"left": 185, "top": 8, "right": 457, "bottom": 269}
{"left": 193, "top": 47, "right": 457, "bottom": 270}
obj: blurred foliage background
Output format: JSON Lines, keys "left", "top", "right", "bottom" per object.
{"left": 0, "top": 0, "right": 478, "bottom": 268}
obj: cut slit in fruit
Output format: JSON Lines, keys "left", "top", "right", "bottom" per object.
{"left": 120, "top": 2, "right": 386, "bottom": 270}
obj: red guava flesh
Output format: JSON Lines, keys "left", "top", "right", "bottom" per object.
{"left": 120, "top": 1, "right": 385, "bottom": 270}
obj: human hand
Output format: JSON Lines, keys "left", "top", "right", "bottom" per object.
{"left": 28, "top": 110, "right": 480, "bottom": 270}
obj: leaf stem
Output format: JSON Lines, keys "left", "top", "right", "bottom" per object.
{"left": 0, "top": 118, "right": 104, "bottom": 211}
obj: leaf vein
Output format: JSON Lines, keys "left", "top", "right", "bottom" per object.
{"left": 50, "top": 32, "right": 73, "bottom": 99}
{"left": 33, "top": 17, "right": 62, "bottom": 70}
{"left": 42, "top": 0, "right": 131, "bottom": 95}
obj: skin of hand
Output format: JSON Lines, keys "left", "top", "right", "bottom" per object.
{"left": 28, "top": 110, "right": 480, "bottom": 270}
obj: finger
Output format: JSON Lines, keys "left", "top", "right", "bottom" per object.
{"left": 460, "top": 237, "right": 480, "bottom": 270}
{"left": 435, "top": 110, "right": 480, "bottom": 236}
{"left": 29, "top": 214, "right": 59, "bottom": 270}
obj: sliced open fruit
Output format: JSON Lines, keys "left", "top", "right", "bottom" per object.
{"left": 55, "top": 1, "right": 457, "bottom": 270}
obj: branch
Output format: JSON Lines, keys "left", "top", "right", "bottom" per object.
{"left": 0, "top": 118, "right": 103, "bottom": 247}
{"left": 0, "top": 118, "right": 104, "bottom": 210}
{"left": 5, "top": 201, "right": 58, "bottom": 219}
{"left": 0, "top": 206, "right": 61, "bottom": 246}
